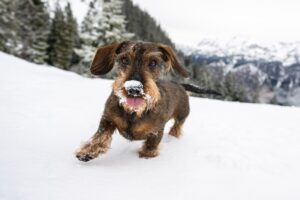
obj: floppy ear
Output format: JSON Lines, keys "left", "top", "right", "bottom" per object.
{"left": 90, "top": 42, "right": 127, "bottom": 75}
{"left": 159, "top": 44, "right": 189, "bottom": 77}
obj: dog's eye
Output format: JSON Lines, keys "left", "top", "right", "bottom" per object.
{"left": 120, "top": 57, "right": 129, "bottom": 66}
{"left": 149, "top": 60, "right": 157, "bottom": 68}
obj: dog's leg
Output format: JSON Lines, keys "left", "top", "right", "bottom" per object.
{"left": 76, "top": 118, "right": 115, "bottom": 162}
{"left": 169, "top": 119, "right": 185, "bottom": 138}
{"left": 139, "top": 129, "right": 163, "bottom": 158}
{"left": 169, "top": 90, "right": 189, "bottom": 138}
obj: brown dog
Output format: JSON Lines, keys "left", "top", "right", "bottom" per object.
{"left": 76, "top": 41, "right": 203, "bottom": 161}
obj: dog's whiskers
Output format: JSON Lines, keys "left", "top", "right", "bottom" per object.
{"left": 115, "top": 89, "right": 127, "bottom": 105}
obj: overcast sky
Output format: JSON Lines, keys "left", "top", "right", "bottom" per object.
{"left": 132, "top": 0, "right": 300, "bottom": 46}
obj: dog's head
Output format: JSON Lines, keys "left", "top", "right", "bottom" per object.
{"left": 90, "top": 41, "right": 188, "bottom": 117}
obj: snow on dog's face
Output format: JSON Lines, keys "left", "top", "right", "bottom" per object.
{"left": 115, "top": 80, "right": 151, "bottom": 116}
{"left": 89, "top": 41, "right": 189, "bottom": 117}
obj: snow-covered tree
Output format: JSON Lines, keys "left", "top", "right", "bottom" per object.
{"left": 97, "top": 0, "right": 134, "bottom": 78}
{"left": 76, "top": 0, "right": 102, "bottom": 66}
{"left": 97, "top": 0, "right": 134, "bottom": 46}
{"left": 0, "top": 0, "right": 18, "bottom": 53}
{"left": 15, "top": 0, "right": 50, "bottom": 63}
{"left": 76, "top": 0, "right": 134, "bottom": 75}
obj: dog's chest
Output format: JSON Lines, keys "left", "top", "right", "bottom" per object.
{"left": 111, "top": 114, "right": 156, "bottom": 140}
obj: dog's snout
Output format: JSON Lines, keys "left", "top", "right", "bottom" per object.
{"left": 131, "top": 73, "right": 142, "bottom": 82}
{"left": 124, "top": 80, "right": 144, "bottom": 97}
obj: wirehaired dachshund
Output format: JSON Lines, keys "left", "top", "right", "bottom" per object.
{"left": 76, "top": 41, "right": 216, "bottom": 161}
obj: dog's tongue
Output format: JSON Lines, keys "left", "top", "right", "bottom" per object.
{"left": 126, "top": 97, "right": 144, "bottom": 107}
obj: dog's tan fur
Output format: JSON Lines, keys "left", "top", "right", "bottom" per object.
{"left": 76, "top": 41, "right": 190, "bottom": 161}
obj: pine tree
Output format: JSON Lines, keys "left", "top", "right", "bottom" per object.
{"left": 47, "top": 3, "right": 65, "bottom": 67}
{"left": 193, "top": 65, "right": 215, "bottom": 90}
{"left": 92, "top": 0, "right": 134, "bottom": 78}
{"left": 222, "top": 72, "right": 248, "bottom": 102}
{"left": 30, "top": 1, "right": 51, "bottom": 64}
{"left": 76, "top": 0, "right": 134, "bottom": 74}
{"left": 81, "top": 0, "right": 101, "bottom": 43}
{"left": 64, "top": 2, "right": 78, "bottom": 67}
{"left": 15, "top": 0, "right": 50, "bottom": 63}
{"left": 47, "top": 3, "right": 78, "bottom": 70}
{"left": 97, "top": 0, "right": 134, "bottom": 46}
{"left": 0, "top": 0, "right": 18, "bottom": 53}
{"left": 76, "top": 0, "right": 102, "bottom": 66}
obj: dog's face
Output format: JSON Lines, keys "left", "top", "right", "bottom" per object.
{"left": 90, "top": 41, "right": 188, "bottom": 117}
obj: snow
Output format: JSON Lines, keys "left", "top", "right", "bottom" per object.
{"left": 124, "top": 80, "right": 143, "bottom": 90}
{"left": 1, "top": 52, "right": 300, "bottom": 200}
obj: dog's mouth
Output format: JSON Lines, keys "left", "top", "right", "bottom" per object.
{"left": 126, "top": 97, "right": 145, "bottom": 108}
{"left": 114, "top": 80, "right": 153, "bottom": 111}
{"left": 123, "top": 80, "right": 146, "bottom": 108}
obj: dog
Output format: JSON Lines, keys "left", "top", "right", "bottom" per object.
{"left": 76, "top": 41, "right": 218, "bottom": 161}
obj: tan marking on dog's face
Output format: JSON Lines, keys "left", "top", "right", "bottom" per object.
{"left": 143, "top": 71, "right": 161, "bottom": 109}
{"left": 112, "top": 71, "right": 128, "bottom": 100}
{"left": 111, "top": 42, "right": 166, "bottom": 116}
{"left": 115, "top": 43, "right": 166, "bottom": 80}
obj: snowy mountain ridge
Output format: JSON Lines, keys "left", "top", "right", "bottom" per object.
{"left": 181, "top": 37, "right": 300, "bottom": 66}
{"left": 180, "top": 37, "right": 300, "bottom": 106}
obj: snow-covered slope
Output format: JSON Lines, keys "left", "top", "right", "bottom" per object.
{"left": 1, "top": 52, "right": 300, "bottom": 200}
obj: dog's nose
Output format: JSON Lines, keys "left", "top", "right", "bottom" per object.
{"left": 124, "top": 80, "right": 144, "bottom": 97}
{"left": 127, "top": 88, "right": 142, "bottom": 96}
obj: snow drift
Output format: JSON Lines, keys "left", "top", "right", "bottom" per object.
{"left": 1, "top": 52, "right": 300, "bottom": 200}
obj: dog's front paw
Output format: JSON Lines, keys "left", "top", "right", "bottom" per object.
{"left": 75, "top": 140, "right": 109, "bottom": 162}
{"left": 76, "top": 152, "right": 95, "bottom": 162}
{"left": 138, "top": 148, "right": 160, "bottom": 159}
{"left": 75, "top": 142, "right": 98, "bottom": 162}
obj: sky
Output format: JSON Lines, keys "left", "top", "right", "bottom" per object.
{"left": 132, "top": 0, "right": 300, "bottom": 46}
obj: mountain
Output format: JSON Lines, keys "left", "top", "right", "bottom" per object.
{"left": 181, "top": 38, "right": 300, "bottom": 106}
{"left": 1, "top": 52, "right": 300, "bottom": 200}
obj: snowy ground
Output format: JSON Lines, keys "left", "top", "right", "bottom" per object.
{"left": 1, "top": 52, "right": 300, "bottom": 200}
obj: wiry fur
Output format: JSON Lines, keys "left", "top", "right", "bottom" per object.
{"left": 76, "top": 41, "right": 190, "bottom": 161}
